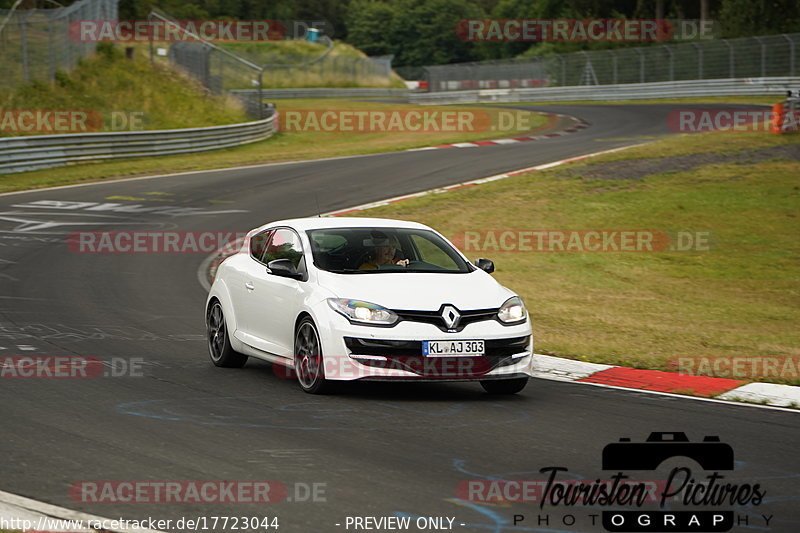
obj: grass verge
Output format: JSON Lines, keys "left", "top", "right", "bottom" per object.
{"left": 0, "top": 99, "right": 548, "bottom": 193}
{"left": 343, "top": 128, "right": 800, "bottom": 384}
{"left": 0, "top": 43, "right": 249, "bottom": 137}
{"left": 495, "top": 96, "right": 780, "bottom": 106}
{"left": 220, "top": 40, "right": 407, "bottom": 88}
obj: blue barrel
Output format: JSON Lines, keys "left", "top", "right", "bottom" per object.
{"left": 306, "top": 28, "right": 319, "bottom": 42}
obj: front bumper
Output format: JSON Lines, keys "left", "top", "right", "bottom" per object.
{"left": 316, "top": 308, "right": 534, "bottom": 381}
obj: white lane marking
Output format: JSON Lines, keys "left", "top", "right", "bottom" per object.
{"left": 0, "top": 211, "right": 169, "bottom": 235}
{"left": 11, "top": 200, "right": 246, "bottom": 217}
{"left": 0, "top": 214, "right": 122, "bottom": 233}
{"left": 0, "top": 489, "right": 163, "bottom": 533}
{"left": 322, "top": 144, "right": 646, "bottom": 217}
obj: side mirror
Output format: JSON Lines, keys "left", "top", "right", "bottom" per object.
{"left": 474, "top": 258, "right": 494, "bottom": 274}
{"left": 267, "top": 259, "right": 302, "bottom": 280}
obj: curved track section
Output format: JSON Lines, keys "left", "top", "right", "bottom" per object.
{"left": 0, "top": 104, "right": 797, "bottom": 532}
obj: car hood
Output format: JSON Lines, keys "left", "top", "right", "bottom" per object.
{"left": 316, "top": 269, "right": 515, "bottom": 310}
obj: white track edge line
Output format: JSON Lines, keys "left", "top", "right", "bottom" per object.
{"left": 0, "top": 489, "right": 163, "bottom": 533}
{"left": 546, "top": 377, "right": 800, "bottom": 413}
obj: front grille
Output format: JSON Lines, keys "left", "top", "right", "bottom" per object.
{"left": 393, "top": 307, "right": 499, "bottom": 332}
{"left": 343, "top": 336, "right": 530, "bottom": 378}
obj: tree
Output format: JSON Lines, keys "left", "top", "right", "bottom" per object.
{"left": 719, "top": 0, "right": 800, "bottom": 38}
{"left": 346, "top": 0, "right": 398, "bottom": 56}
{"left": 389, "top": 0, "right": 485, "bottom": 66}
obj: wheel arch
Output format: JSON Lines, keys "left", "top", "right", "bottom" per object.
{"left": 294, "top": 311, "right": 314, "bottom": 333}
{"left": 206, "top": 279, "right": 238, "bottom": 334}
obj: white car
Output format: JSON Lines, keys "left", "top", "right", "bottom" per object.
{"left": 205, "top": 217, "right": 533, "bottom": 394}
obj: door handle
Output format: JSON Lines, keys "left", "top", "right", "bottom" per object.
{"left": 245, "top": 281, "right": 255, "bottom": 291}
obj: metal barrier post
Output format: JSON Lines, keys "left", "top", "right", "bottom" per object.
{"left": 782, "top": 34, "right": 795, "bottom": 76}
{"left": 20, "top": 14, "right": 29, "bottom": 82}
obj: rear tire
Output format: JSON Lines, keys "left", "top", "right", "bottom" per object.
{"left": 294, "top": 317, "right": 333, "bottom": 394}
{"left": 207, "top": 301, "right": 248, "bottom": 368}
{"left": 480, "top": 377, "right": 528, "bottom": 394}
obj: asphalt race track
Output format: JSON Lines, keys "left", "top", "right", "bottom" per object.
{"left": 1, "top": 104, "right": 797, "bottom": 533}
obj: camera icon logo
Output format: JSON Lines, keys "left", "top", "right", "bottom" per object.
{"left": 603, "top": 432, "right": 734, "bottom": 471}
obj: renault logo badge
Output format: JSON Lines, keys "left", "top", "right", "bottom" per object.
{"left": 441, "top": 305, "right": 461, "bottom": 329}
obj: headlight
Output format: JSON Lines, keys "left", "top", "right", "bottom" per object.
{"left": 327, "top": 298, "right": 399, "bottom": 326}
{"left": 498, "top": 296, "right": 527, "bottom": 324}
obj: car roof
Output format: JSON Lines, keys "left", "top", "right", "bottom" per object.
{"left": 253, "top": 217, "right": 432, "bottom": 233}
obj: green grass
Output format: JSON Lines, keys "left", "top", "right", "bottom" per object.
{"left": 126, "top": 40, "right": 404, "bottom": 89}
{"left": 0, "top": 99, "right": 548, "bottom": 191}
{"left": 342, "top": 128, "right": 800, "bottom": 383}
{"left": 183, "top": 40, "right": 406, "bottom": 89}
{"left": 0, "top": 44, "right": 249, "bottom": 137}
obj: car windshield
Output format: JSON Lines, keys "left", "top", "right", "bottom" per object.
{"left": 307, "top": 227, "right": 472, "bottom": 274}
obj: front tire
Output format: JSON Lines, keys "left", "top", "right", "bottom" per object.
{"left": 480, "top": 377, "right": 528, "bottom": 394}
{"left": 294, "top": 318, "right": 332, "bottom": 394}
{"left": 207, "top": 301, "right": 248, "bottom": 368}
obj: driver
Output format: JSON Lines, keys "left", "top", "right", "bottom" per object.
{"left": 359, "top": 232, "right": 410, "bottom": 270}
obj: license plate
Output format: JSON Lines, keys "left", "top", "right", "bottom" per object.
{"left": 423, "top": 340, "right": 485, "bottom": 357}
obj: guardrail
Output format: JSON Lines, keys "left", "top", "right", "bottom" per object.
{"left": 232, "top": 88, "right": 409, "bottom": 99}
{"left": 0, "top": 114, "right": 276, "bottom": 174}
{"left": 409, "top": 77, "right": 800, "bottom": 104}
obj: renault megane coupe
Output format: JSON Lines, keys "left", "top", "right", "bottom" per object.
{"left": 205, "top": 217, "right": 533, "bottom": 394}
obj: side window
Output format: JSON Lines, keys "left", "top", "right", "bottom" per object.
{"left": 263, "top": 229, "right": 304, "bottom": 268}
{"left": 250, "top": 230, "right": 272, "bottom": 261}
{"left": 410, "top": 234, "right": 458, "bottom": 270}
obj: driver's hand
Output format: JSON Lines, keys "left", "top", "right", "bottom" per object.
{"left": 396, "top": 259, "right": 410, "bottom": 267}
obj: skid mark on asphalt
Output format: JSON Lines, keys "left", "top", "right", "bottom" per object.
{"left": 452, "top": 458, "right": 581, "bottom": 483}
{"left": 0, "top": 322, "right": 203, "bottom": 343}
{"left": 0, "top": 212, "right": 169, "bottom": 234}
{"left": 0, "top": 199, "right": 250, "bottom": 239}
{"left": 246, "top": 448, "right": 320, "bottom": 466}
{"left": 116, "top": 396, "right": 532, "bottom": 431}
{"left": 373, "top": 401, "right": 466, "bottom": 417}
{"left": 10, "top": 199, "right": 247, "bottom": 216}
{"left": 730, "top": 461, "right": 800, "bottom": 531}
{"left": 396, "top": 499, "right": 574, "bottom": 533}
{"left": 443, "top": 457, "right": 800, "bottom": 532}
